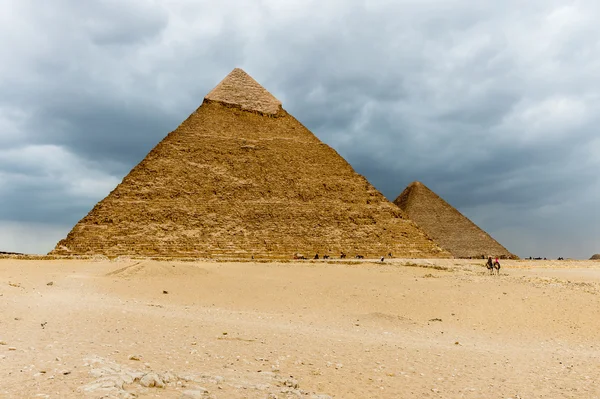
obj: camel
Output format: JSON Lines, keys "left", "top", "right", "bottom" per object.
{"left": 493, "top": 259, "right": 501, "bottom": 275}
{"left": 486, "top": 257, "right": 495, "bottom": 275}
{"left": 486, "top": 256, "right": 501, "bottom": 275}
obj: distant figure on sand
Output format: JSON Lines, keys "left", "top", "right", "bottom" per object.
{"left": 314, "top": 254, "right": 319, "bottom": 260}
{"left": 493, "top": 257, "right": 501, "bottom": 275}
{"left": 380, "top": 256, "right": 384, "bottom": 263}
{"left": 486, "top": 256, "right": 494, "bottom": 275}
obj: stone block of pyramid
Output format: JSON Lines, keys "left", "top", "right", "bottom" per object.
{"left": 394, "top": 181, "right": 515, "bottom": 259}
{"left": 51, "top": 69, "right": 450, "bottom": 259}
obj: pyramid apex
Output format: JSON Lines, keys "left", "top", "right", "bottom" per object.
{"left": 205, "top": 68, "right": 282, "bottom": 114}
{"left": 407, "top": 181, "right": 430, "bottom": 192}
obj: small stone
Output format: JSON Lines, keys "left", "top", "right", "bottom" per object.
{"left": 0, "top": 340, "right": 7, "bottom": 345}
{"left": 163, "top": 290, "right": 168, "bottom": 294}
{"left": 128, "top": 354, "right": 141, "bottom": 361}
{"left": 213, "top": 376, "right": 224, "bottom": 384}
{"left": 160, "top": 371, "right": 177, "bottom": 383}
{"left": 128, "top": 371, "right": 145, "bottom": 382}
{"left": 140, "top": 372, "right": 165, "bottom": 388}
{"left": 180, "top": 388, "right": 208, "bottom": 398}
{"left": 8, "top": 347, "right": 17, "bottom": 351}
{"left": 284, "top": 378, "right": 299, "bottom": 389}
{"left": 62, "top": 370, "right": 71, "bottom": 375}
{"left": 47, "top": 282, "right": 54, "bottom": 286}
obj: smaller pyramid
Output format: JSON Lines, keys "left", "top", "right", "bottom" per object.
{"left": 394, "top": 182, "right": 515, "bottom": 259}
{"left": 591, "top": 254, "right": 600, "bottom": 260}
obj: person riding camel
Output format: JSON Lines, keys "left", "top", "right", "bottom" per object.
{"left": 486, "top": 256, "right": 494, "bottom": 273}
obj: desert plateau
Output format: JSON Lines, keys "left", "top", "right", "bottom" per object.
{"left": 1, "top": 257, "right": 599, "bottom": 398}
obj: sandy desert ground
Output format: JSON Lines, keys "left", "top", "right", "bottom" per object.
{"left": 1, "top": 257, "right": 599, "bottom": 399}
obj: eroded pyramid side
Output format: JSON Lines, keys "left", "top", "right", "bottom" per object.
{"left": 394, "top": 181, "right": 515, "bottom": 259}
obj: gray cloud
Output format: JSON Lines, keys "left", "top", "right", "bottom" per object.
{"left": 1, "top": 0, "right": 599, "bottom": 258}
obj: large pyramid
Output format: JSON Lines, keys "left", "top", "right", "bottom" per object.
{"left": 51, "top": 69, "right": 450, "bottom": 259}
{"left": 394, "top": 181, "right": 515, "bottom": 259}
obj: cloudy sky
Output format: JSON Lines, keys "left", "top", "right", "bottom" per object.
{"left": 1, "top": 0, "right": 598, "bottom": 258}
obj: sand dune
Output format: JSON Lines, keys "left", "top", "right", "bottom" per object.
{"left": 1, "top": 258, "right": 599, "bottom": 398}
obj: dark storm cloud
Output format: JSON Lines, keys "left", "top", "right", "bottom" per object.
{"left": 1, "top": 0, "right": 599, "bottom": 257}
{"left": 36, "top": 95, "right": 175, "bottom": 168}
{"left": 34, "top": 0, "right": 168, "bottom": 46}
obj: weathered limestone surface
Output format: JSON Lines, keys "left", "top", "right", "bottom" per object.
{"left": 205, "top": 68, "right": 282, "bottom": 115}
{"left": 394, "top": 181, "right": 516, "bottom": 259}
{"left": 51, "top": 70, "right": 449, "bottom": 259}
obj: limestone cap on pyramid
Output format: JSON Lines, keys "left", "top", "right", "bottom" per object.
{"left": 204, "top": 68, "right": 283, "bottom": 115}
